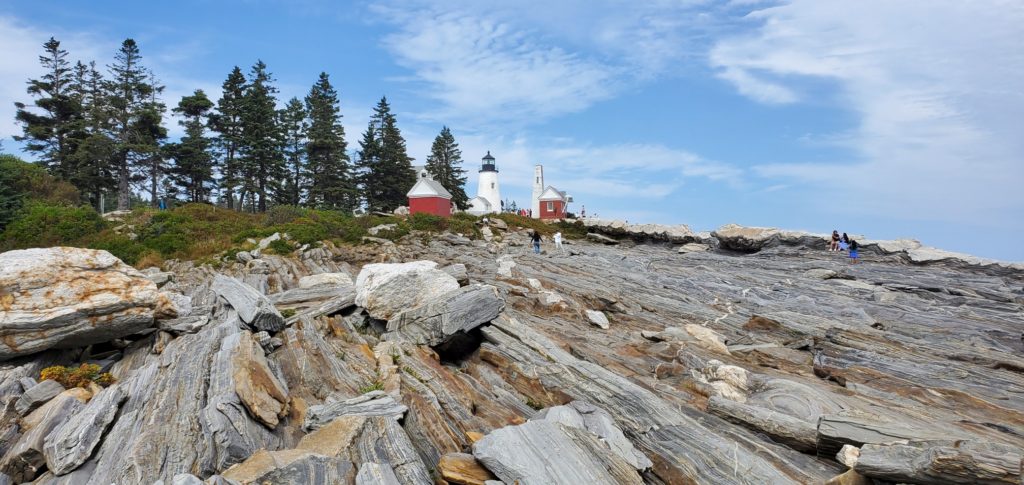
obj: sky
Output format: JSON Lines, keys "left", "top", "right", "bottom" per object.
{"left": 1, "top": 0, "right": 1022, "bottom": 261}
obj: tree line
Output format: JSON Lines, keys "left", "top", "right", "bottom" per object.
{"left": 13, "top": 37, "right": 470, "bottom": 214}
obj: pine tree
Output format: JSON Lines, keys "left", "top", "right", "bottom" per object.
{"left": 68, "top": 61, "right": 116, "bottom": 210}
{"left": 278, "top": 97, "right": 307, "bottom": 206}
{"left": 305, "top": 73, "right": 354, "bottom": 210}
{"left": 238, "top": 60, "right": 283, "bottom": 212}
{"left": 210, "top": 67, "right": 246, "bottom": 210}
{"left": 106, "top": 38, "right": 159, "bottom": 210}
{"left": 425, "top": 126, "right": 469, "bottom": 209}
{"left": 166, "top": 90, "right": 215, "bottom": 203}
{"left": 355, "top": 97, "right": 415, "bottom": 212}
{"left": 14, "top": 37, "right": 83, "bottom": 179}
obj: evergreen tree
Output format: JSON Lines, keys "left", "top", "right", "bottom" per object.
{"left": 68, "top": 61, "right": 116, "bottom": 210}
{"left": 238, "top": 60, "right": 283, "bottom": 212}
{"left": 14, "top": 37, "right": 83, "bottom": 179}
{"left": 425, "top": 126, "right": 468, "bottom": 209}
{"left": 139, "top": 70, "right": 168, "bottom": 207}
{"left": 355, "top": 97, "right": 415, "bottom": 212}
{"left": 106, "top": 38, "right": 159, "bottom": 210}
{"left": 278, "top": 97, "right": 307, "bottom": 206}
{"left": 305, "top": 72, "right": 354, "bottom": 210}
{"left": 166, "top": 90, "right": 215, "bottom": 203}
{"left": 210, "top": 67, "right": 246, "bottom": 210}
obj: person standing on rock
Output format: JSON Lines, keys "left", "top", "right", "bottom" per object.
{"left": 849, "top": 239, "right": 859, "bottom": 263}
{"left": 531, "top": 230, "right": 542, "bottom": 254}
{"left": 831, "top": 230, "right": 840, "bottom": 251}
{"left": 839, "top": 232, "right": 849, "bottom": 252}
{"left": 553, "top": 231, "right": 563, "bottom": 252}
{"left": 581, "top": 205, "right": 586, "bottom": 218}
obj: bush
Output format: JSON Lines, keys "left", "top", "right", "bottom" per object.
{"left": 82, "top": 230, "right": 148, "bottom": 265}
{"left": 40, "top": 363, "right": 116, "bottom": 388}
{"left": 0, "top": 202, "right": 106, "bottom": 249}
{"left": 408, "top": 213, "right": 447, "bottom": 232}
{"left": 0, "top": 155, "right": 80, "bottom": 232}
{"left": 266, "top": 238, "right": 294, "bottom": 255}
{"left": 264, "top": 205, "right": 308, "bottom": 226}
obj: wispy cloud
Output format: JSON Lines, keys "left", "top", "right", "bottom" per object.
{"left": 712, "top": 0, "right": 1024, "bottom": 227}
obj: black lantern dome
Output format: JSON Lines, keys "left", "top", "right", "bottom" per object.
{"left": 480, "top": 151, "right": 497, "bottom": 172}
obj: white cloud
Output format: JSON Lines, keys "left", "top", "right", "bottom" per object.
{"left": 712, "top": 0, "right": 1024, "bottom": 227}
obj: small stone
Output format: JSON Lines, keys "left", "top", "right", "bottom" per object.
{"left": 253, "top": 331, "right": 272, "bottom": 347}
{"left": 236, "top": 251, "right": 253, "bottom": 263}
{"left": 586, "top": 310, "right": 609, "bottom": 329}
{"left": 439, "top": 453, "right": 497, "bottom": 485}
{"left": 836, "top": 444, "right": 860, "bottom": 468}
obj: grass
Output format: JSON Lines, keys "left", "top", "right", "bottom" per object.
{"left": 358, "top": 380, "right": 385, "bottom": 394}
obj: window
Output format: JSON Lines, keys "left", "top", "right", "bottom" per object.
{"left": 491, "top": 183, "right": 495, "bottom": 189}
{"left": 536, "top": 177, "right": 539, "bottom": 184}
{"left": 546, "top": 201, "right": 553, "bottom": 211}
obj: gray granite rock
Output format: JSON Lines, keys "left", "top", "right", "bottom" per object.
{"left": 43, "top": 385, "right": 128, "bottom": 475}
{"left": 384, "top": 284, "right": 504, "bottom": 346}
{"left": 355, "top": 462, "right": 402, "bottom": 485}
{"left": 304, "top": 391, "right": 408, "bottom": 431}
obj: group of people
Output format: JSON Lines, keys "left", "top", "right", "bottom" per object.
{"left": 830, "top": 230, "right": 859, "bottom": 263}
{"left": 513, "top": 208, "right": 532, "bottom": 217}
{"left": 530, "top": 230, "right": 563, "bottom": 254}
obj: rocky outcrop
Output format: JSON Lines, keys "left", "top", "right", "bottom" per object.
{"left": 712, "top": 223, "right": 827, "bottom": 252}
{"left": 298, "top": 272, "right": 353, "bottom": 289}
{"left": 854, "top": 440, "right": 1022, "bottom": 484}
{"left": 583, "top": 218, "right": 696, "bottom": 243}
{"left": 384, "top": 285, "right": 504, "bottom": 346}
{"left": 43, "top": 385, "right": 128, "bottom": 475}
{"left": 0, "top": 247, "right": 173, "bottom": 361}
{"left": 211, "top": 275, "right": 285, "bottom": 332}
{"left": 303, "top": 392, "right": 407, "bottom": 432}
{"left": 355, "top": 261, "right": 460, "bottom": 320}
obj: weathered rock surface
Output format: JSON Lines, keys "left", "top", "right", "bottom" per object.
{"left": 473, "top": 419, "right": 644, "bottom": 484}
{"left": 0, "top": 390, "right": 85, "bottom": 481}
{"left": 2, "top": 218, "right": 1023, "bottom": 485}
{"left": 355, "top": 261, "right": 460, "bottom": 320}
{"left": 586, "top": 232, "right": 619, "bottom": 245}
{"left": 43, "top": 385, "right": 128, "bottom": 475}
{"left": 211, "top": 275, "right": 284, "bottom": 332}
{"left": 438, "top": 453, "right": 496, "bottom": 485}
{"left": 584, "top": 310, "right": 609, "bottom": 329}
{"left": 15, "top": 380, "right": 64, "bottom": 416}
{"left": 298, "top": 272, "right": 353, "bottom": 289}
{"left": 584, "top": 218, "right": 696, "bottom": 243}
{"left": 0, "top": 247, "right": 170, "bottom": 361}
{"left": 385, "top": 285, "right": 504, "bottom": 346}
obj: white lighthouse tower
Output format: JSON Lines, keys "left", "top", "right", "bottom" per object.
{"left": 476, "top": 151, "right": 501, "bottom": 213}
{"left": 531, "top": 165, "right": 544, "bottom": 218}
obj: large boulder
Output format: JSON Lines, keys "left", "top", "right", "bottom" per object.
{"left": 211, "top": 275, "right": 285, "bottom": 332}
{"left": 583, "top": 219, "right": 696, "bottom": 243}
{"left": 384, "top": 284, "right": 504, "bottom": 346}
{"left": 355, "top": 261, "right": 460, "bottom": 320}
{"left": 0, "top": 247, "right": 174, "bottom": 361}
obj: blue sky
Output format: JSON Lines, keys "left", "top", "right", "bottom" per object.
{"left": 2, "top": 0, "right": 1022, "bottom": 261}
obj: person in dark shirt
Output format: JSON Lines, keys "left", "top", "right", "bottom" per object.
{"left": 531, "top": 231, "right": 541, "bottom": 254}
{"left": 849, "top": 239, "right": 859, "bottom": 263}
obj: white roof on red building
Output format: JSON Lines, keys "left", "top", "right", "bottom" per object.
{"left": 407, "top": 178, "right": 452, "bottom": 199}
{"left": 538, "top": 185, "right": 567, "bottom": 201}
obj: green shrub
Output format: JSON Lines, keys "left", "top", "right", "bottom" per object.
{"left": 83, "top": 230, "right": 148, "bottom": 265}
{"left": 264, "top": 205, "right": 308, "bottom": 226}
{"left": 0, "top": 202, "right": 105, "bottom": 249}
{"left": 41, "top": 363, "right": 115, "bottom": 388}
{"left": 266, "top": 238, "right": 294, "bottom": 255}
{"left": 408, "top": 213, "right": 447, "bottom": 232}
{"left": 0, "top": 155, "right": 80, "bottom": 232}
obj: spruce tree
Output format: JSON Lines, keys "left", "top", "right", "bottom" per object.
{"left": 166, "top": 90, "right": 215, "bottom": 203}
{"left": 355, "top": 97, "right": 415, "bottom": 212}
{"left": 238, "top": 60, "right": 283, "bottom": 212}
{"left": 425, "top": 126, "right": 469, "bottom": 209}
{"left": 139, "top": 70, "right": 168, "bottom": 208}
{"left": 68, "top": 61, "right": 116, "bottom": 210}
{"left": 106, "top": 38, "right": 158, "bottom": 210}
{"left": 305, "top": 73, "right": 354, "bottom": 210}
{"left": 210, "top": 67, "right": 246, "bottom": 210}
{"left": 278, "top": 97, "right": 307, "bottom": 206}
{"left": 14, "top": 37, "right": 83, "bottom": 179}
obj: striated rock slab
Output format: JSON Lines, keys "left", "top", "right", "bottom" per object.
{"left": 712, "top": 223, "right": 826, "bottom": 252}
{"left": 706, "top": 396, "right": 817, "bottom": 453}
{"left": 211, "top": 275, "right": 284, "bottom": 332}
{"left": 534, "top": 401, "right": 652, "bottom": 470}
{"left": 473, "top": 419, "right": 644, "bottom": 485}
{"left": 43, "top": 384, "right": 128, "bottom": 475}
{"left": 438, "top": 452, "right": 496, "bottom": 485}
{"left": 221, "top": 449, "right": 353, "bottom": 485}
{"left": 854, "top": 439, "right": 1023, "bottom": 485}
{"left": 15, "top": 380, "right": 64, "bottom": 416}
{"left": 229, "top": 331, "right": 289, "bottom": 428}
{"left": 583, "top": 219, "right": 696, "bottom": 243}
{"left": 0, "top": 389, "right": 85, "bottom": 481}
{"left": 351, "top": 416, "right": 432, "bottom": 485}
{"left": 355, "top": 462, "right": 402, "bottom": 485}
{"left": 586, "top": 232, "right": 619, "bottom": 245}
{"left": 0, "top": 247, "right": 170, "bottom": 361}
{"left": 355, "top": 261, "right": 460, "bottom": 320}
{"left": 304, "top": 391, "right": 407, "bottom": 431}
{"left": 385, "top": 285, "right": 504, "bottom": 346}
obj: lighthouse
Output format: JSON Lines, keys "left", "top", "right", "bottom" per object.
{"left": 474, "top": 151, "right": 501, "bottom": 214}
{"left": 531, "top": 165, "right": 544, "bottom": 218}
